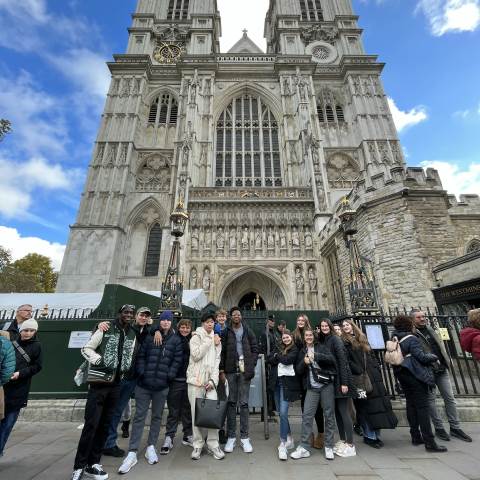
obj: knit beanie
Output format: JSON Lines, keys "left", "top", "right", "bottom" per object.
{"left": 19, "top": 319, "right": 39, "bottom": 332}
{"left": 159, "top": 310, "right": 174, "bottom": 321}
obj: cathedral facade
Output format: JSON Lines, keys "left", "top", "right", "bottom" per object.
{"left": 56, "top": 0, "right": 480, "bottom": 313}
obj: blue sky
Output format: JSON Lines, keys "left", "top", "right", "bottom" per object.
{"left": 0, "top": 0, "right": 479, "bottom": 270}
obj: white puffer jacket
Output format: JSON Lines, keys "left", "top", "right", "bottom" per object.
{"left": 186, "top": 326, "right": 221, "bottom": 387}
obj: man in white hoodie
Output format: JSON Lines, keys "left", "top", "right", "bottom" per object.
{"left": 187, "top": 312, "right": 225, "bottom": 461}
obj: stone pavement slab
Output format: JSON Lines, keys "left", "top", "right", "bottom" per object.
{"left": 0, "top": 420, "right": 478, "bottom": 480}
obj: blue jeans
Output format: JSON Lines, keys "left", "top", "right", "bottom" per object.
{"left": 0, "top": 409, "right": 21, "bottom": 455}
{"left": 104, "top": 378, "right": 137, "bottom": 449}
{"left": 274, "top": 382, "right": 291, "bottom": 442}
{"left": 361, "top": 421, "right": 380, "bottom": 441}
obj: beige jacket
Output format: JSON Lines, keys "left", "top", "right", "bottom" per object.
{"left": 186, "top": 326, "right": 221, "bottom": 387}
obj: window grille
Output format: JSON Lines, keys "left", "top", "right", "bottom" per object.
{"left": 148, "top": 94, "right": 178, "bottom": 125}
{"left": 144, "top": 223, "right": 162, "bottom": 277}
{"left": 167, "top": 0, "right": 189, "bottom": 20}
{"left": 325, "top": 105, "right": 335, "bottom": 122}
{"left": 300, "top": 0, "right": 323, "bottom": 21}
{"left": 318, "top": 102, "right": 345, "bottom": 124}
{"left": 215, "top": 94, "right": 282, "bottom": 187}
{"left": 335, "top": 105, "right": 345, "bottom": 122}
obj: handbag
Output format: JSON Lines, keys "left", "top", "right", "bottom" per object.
{"left": 194, "top": 380, "right": 228, "bottom": 430}
{"left": 309, "top": 364, "right": 334, "bottom": 385}
{"left": 352, "top": 352, "right": 373, "bottom": 398}
{"left": 278, "top": 362, "right": 295, "bottom": 377}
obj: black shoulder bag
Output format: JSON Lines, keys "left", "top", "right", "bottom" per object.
{"left": 195, "top": 380, "right": 228, "bottom": 429}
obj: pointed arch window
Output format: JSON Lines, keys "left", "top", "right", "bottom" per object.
{"left": 466, "top": 239, "right": 480, "bottom": 255}
{"left": 148, "top": 94, "right": 178, "bottom": 125}
{"left": 215, "top": 94, "right": 282, "bottom": 187}
{"left": 167, "top": 0, "right": 189, "bottom": 20}
{"left": 318, "top": 102, "right": 346, "bottom": 124}
{"left": 144, "top": 223, "right": 163, "bottom": 277}
{"left": 300, "top": 0, "right": 324, "bottom": 21}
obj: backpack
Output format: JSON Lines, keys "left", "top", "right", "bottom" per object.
{"left": 384, "top": 335, "right": 414, "bottom": 366}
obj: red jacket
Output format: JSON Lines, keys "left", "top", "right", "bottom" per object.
{"left": 460, "top": 327, "right": 480, "bottom": 361}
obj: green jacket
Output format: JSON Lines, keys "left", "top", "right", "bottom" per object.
{"left": 0, "top": 336, "right": 16, "bottom": 386}
{"left": 82, "top": 320, "right": 137, "bottom": 383}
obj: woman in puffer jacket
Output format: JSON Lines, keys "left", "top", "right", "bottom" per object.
{"left": 187, "top": 312, "right": 225, "bottom": 461}
{"left": 391, "top": 315, "right": 447, "bottom": 453}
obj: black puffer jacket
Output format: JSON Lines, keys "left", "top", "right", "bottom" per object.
{"left": 296, "top": 343, "right": 336, "bottom": 390}
{"left": 175, "top": 332, "right": 191, "bottom": 381}
{"left": 344, "top": 341, "right": 398, "bottom": 430}
{"left": 393, "top": 330, "right": 438, "bottom": 386}
{"left": 266, "top": 344, "right": 302, "bottom": 401}
{"left": 4, "top": 336, "right": 42, "bottom": 412}
{"left": 220, "top": 323, "right": 259, "bottom": 380}
{"left": 319, "top": 333, "right": 354, "bottom": 398}
{"left": 136, "top": 329, "right": 183, "bottom": 391}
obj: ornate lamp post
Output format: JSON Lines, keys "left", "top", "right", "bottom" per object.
{"left": 338, "top": 197, "right": 379, "bottom": 314}
{"left": 158, "top": 201, "right": 189, "bottom": 319}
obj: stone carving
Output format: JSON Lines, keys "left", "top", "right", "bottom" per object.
{"left": 96, "top": 144, "right": 105, "bottom": 164}
{"left": 181, "top": 122, "right": 195, "bottom": 167}
{"left": 305, "top": 229, "right": 313, "bottom": 250}
{"left": 326, "top": 152, "right": 360, "bottom": 189}
{"left": 229, "top": 228, "right": 237, "bottom": 251}
{"left": 191, "top": 228, "right": 199, "bottom": 251}
{"left": 177, "top": 173, "right": 187, "bottom": 204}
{"left": 267, "top": 227, "right": 275, "bottom": 249}
{"left": 202, "top": 267, "right": 210, "bottom": 291}
{"left": 368, "top": 142, "right": 380, "bottom": 166}
{"left": 279, "top": 228, "right": 287, "bottom": 249}
{"left": 378, "top": 141, "right": 392, "bottom": 165}
{"left": 295, "top": 267, "right": 305, "bottom": 292}
{"left": 140, "top": 208, "right": 160, "bottom": 225}
{"left": 283, "top": 77, "right": 292, "bottom": 96}
{"left": 301, "top": 25, "right": 339, "bottom": 45}
{"left": 204, "top": 78, "right": 211, "bottom": 96}
{"left": 390, "top": 141, "right": 403, "bottom": 165}
{"left": 188, "top": 73, "right": 201, "bottom": 103}
{"left": 204, "top": 227, "right": 212, "bottom": 250}
{"left": 352, "top": 76, "right": 361, "bottom": 95}
{"left": 154, "top": 23, "right": 190, "bottom": 42}
{"left": 308, "top": 266, "right": 318, "bottom": 291}
{"left": 255, "top": 228, "right": 262, "bottom": 249}
{"left": 136, "top": 153, "right": 171, "bottom": 191}
{"left": 216, "top": 227, "right": 225, "bottom": 251}
{"left": 292, "top": 226, "right": 300, "bottom": 249}
{"left": 294, "top": 73, "right": 310, "bottom": 102}
{"left": 190, "top": 267, "right": 198, "bottom": 289}
{"left": 105, "top": 144, "right": 117, "bottom": 167}
{"left": 241, "top": 227, "right": 249, "bottom": 250}
{"left": 119, "top": 144, "right": 128, "bottom": 164}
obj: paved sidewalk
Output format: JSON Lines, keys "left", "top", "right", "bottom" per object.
{"left": 0, "top": 419, "right": 479, "bottom": 480}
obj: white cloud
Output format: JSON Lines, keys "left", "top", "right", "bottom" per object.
{"left": 0, "top": 154, "right": 82, "bottom": 218}
{"left": 416, "top": 0, "right": 480, "bottom": 35}
{"left": 0, "top": 226, "right": 65, "bottom": 270}
{"left": 420, "top": 160, "right": 480, "bottom": 197}
{"left": 388, "top": 97, "right": 428, "bottom": 132}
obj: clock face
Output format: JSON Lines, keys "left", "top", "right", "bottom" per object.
{"left": 153, "top": 43, "right": 183, "bottom": 64}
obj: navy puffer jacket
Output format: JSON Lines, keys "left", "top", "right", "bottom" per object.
{"left": 136, "top": 329, "right": 183, "bottom": 391}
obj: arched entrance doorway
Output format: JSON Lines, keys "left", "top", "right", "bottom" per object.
{"left": 238, "top": 292, "right": 267, "bottom": 311}
{"left": 219, "top": 269, "right": 286, "bottom": 310}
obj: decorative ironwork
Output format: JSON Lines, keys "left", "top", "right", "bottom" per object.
{"left": 158, "top": 202, "right": 189, "bottom": 318}
{"left": 338, "top": 197, "right": 379, "bottom": 314}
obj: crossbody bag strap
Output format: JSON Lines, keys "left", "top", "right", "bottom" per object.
{"left": 12, "top": 341, "right": 31, "bottom": 364}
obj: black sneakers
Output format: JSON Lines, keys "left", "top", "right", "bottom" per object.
{"left": 102, "top": 445, "right": 125, "bottom": 457}
{"left": 83, "top": 464, "right": 108, "bottom": 480}
{"left": 450, "top": 428, "right": 473, "bottom": 442}
{"left": 435, "top": 429, "right": 450, "bottom": 441}
{"left": 425, "top": 442, "right": 448, "bottom": 453}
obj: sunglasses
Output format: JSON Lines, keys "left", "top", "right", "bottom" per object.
{"left": 120, "top": 304, "right": 136, "bottom": 312}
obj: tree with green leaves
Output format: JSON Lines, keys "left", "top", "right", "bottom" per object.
{"left": 0, "top": 119, "right": 12, "bottom": 142}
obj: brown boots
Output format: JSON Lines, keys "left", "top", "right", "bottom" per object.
{"left": 313, "top": 433, "right": 324, "bottom": 449}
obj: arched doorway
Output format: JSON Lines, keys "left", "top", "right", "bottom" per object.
{"left": 238, "top": 292, "right": 266, "bottom": 311}
{"left": 219, "top": 269, "right": 286, "bottom": 310}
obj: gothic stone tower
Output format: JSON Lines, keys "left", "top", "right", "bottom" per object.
{"left": 60, "top": 0, "right": 475, "bottom": 312}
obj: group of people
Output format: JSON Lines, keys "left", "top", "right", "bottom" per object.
{"left": 0, "top": 303, "right": 478, "bottom": 480}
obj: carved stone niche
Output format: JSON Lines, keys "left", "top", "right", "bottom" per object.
{"left": 136, "top": 152, "right": 172, "bottom": 192}
{"left": 301, "top": 25, "right": 339, "bottom": 45}
{"left": 326, "top": 152, "right": 360, "bottom": 189}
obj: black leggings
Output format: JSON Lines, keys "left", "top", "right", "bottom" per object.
{"left": 335, "top": 398, "right": 354, "bottom": 444}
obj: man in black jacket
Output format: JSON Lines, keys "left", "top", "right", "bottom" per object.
{"left": 220, "top": 307, "right": 258, "bottom": 454}
{"left": 5, "top": 304, "right": 33, "bottom": 341}
{"left": 411, "top": 309, "right": 472, "bottom": 443}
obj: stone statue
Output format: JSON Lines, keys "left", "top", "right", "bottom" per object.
{"left": 255, "top": 229, "right": 262, "bottom": 249}
{"left": 216, "top": 227, "right": 225, "bottom": 250}
{"left": 305, "top": 229, "right": 313, "bottom": 250}
{"left": 190, "top": 267, "right": 198, "bottom": 289}
{"left": 241, "top": 227, "right": 249, "bottom": 250}
{"left": 204, "top": 227, "right": 212, "bottom": 249}
{"left": 292, "top": 226, "right": 300, "bottom": 249}
{"left": 202, "top": 267, "right": 210, "bottom": 292}
{"left": 295, "top": 267, "right": 304, "bottom": 291}
{"left": 191, "top": 228, "right": 199, "bottom": 251}
{"left": 229, "top": 228, "right": 236, "bottom": 251}
{"left": 280, "top": 228, "right": 287, "bottom": 249}
{"left": 267, "top": 227, "right": 275, "bottom": 249}
{"left": 308, "top": 266, "right": 317, "bottom": 291}
{"left": 283, "top": 77, "right": 291, "bottom": 96}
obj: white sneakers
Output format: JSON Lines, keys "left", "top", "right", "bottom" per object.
{"left": 333, "top": 440, "right": 346, "bottom": 455}
{"left": 160, "top": 436, "right": 173, "bottom": 455}
{"left": 240, "top": 438, "right": 253, "bottom": 453}
{"left": 278, "top": 442, "right": 288, "bottom": 461}
{"left": 191, "top": 448, "right": 202, "bottom": 460}
{"left": 325, "top": 447, "right": 334, "bottom": 460}
{"left": 336, "top": 443, "right": 356, "bottom": 457}
{"left": 224, "top": 438, "right": 236, "bottom": 453}
{"left": 118, "top": 452, "right": 138, "bottom": 474}
{"left": 285, "top": 435, "right": 295, "bottom": 450}
{"left": 207, "top": 446, "right": 226, "bottom": 460}
{"left": 145, "top": 445, "right": 159, "bottom": 465}
{"left": 71, "top": 469, "right": 84, "bottom": 480}
{"left": 290, "top": 446, "right": 311, "bottom": 459}
{"left": 182, "top": 435, "right": 194, "bottom": 447}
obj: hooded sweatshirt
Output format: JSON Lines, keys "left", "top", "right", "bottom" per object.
{"left": 460, "top": 327, "right": 480, "bottom": 361}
